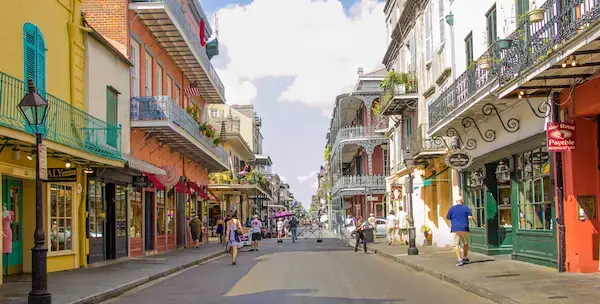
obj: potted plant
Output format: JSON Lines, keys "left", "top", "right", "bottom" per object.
{"left": 213, "top": 137, "right": 222, "bottom": 146}
{"left": 479, "top": 56, "right": 492, "bottom": 70}
{"left": 420, "top": 225, "right": 432, "bottom": 242}
{"left": 199, "top": 123, "right": 208, "bottom": 136}
{"left": 498, "top": 38, "right": 513, "bottom": 50}
{"left": 528, "top": 1, "right": 545, "bottom": 24}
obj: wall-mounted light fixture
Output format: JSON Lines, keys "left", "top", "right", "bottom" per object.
{"left": 12, "top": 148, "right": 20, "bottom": 161}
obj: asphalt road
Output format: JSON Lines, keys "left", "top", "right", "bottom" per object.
{"left": 103, "top": 238, "right": 492, "bottom": 304}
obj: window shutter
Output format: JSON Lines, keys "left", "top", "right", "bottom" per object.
{"left": 23, "top": 23, "right": 37, "bottom": 90}
{"left": 36, "top": 28, "right": 46, "bottom": 95}
{"left": 106, "top": 88, "right": 118, "bottom": 148}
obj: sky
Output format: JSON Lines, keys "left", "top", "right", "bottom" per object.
{"left": 203, "top": 0, "right": 387, "bottom": 206}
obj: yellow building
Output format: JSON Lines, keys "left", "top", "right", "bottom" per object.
{"left": 0, "top": 0, "right": 123, "bottom": 283}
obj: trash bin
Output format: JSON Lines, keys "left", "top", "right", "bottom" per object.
{"left": 363, "top": 228, "right": 374, "bottom": 243}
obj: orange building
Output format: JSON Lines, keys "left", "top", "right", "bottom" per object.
{"left": 83, "top": 0, "right": 228, "bottom": 256}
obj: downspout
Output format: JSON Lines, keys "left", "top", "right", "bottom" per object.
{"left": 78, "top": 169, "right": 88, "bottom": 267}
{"left": 552, "top": 92, "right": 566, "bottom": 272}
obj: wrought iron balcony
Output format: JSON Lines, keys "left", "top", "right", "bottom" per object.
{"left": 130, "top": 0, "right": 225, "bottom": 103}
{"left": 332, "top": 175, "right": 386, "bottom": 195}
{"left": 428, "top": 0, "right": 600, "bottom": 132}
{"left": 409, "top": 123, "right": 447, "bottom": 161}
{"left": 0, "top": 72, "right": 121, "bottom": 159}
{"left": 333, "top": 126, "right": 387, "bottom": 150}
{"left": 130, "top": 96, "right": 229, "bottom": 171}
{"left": 381, "top": 72, "right": 418, "bottom": 116}
{"left": 208, "top": 116, "right": 241, "bottom": 135}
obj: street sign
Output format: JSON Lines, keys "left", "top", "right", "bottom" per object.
{"left": 38, "top": 144, "right": 47, "bottom": 180}
{"left": 445, "top": 150, "right": 473, "bottom": 170}
{"left": 547, "top": 122, "right": 576, "bottom": 151}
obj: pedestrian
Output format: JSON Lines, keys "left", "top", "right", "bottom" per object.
{"left": 283, "top": 217, "right": 289, "bottom": 239}
{"left": 289, "top": 216, "right": 299, "bottom": 243}
{"left": 250, "top": 214, "right": 262, "bottom": 251}
{"left": 226, "top": 211, "right": 244, "bottom": 265}
{"left": 276, "top": 218, "right": 284, "bottom": 241}
{"left": 189, "top": 215, "right": 202, "bottom": 248}
{"left": 397, "top": 207, "right": 409, "bottom": 245}
{"left": 216, "top": 216, "right": 225, "bottom": 244}
{"left": 354, "top": 216, "right": 368, "bottom": 253}
{"left": 367, "top": 213, "right": 377, "bottom": 242}
{"left": 446, "top": 196, "right": 473, "bottom": 266}
{"left": 386, "top": 210, "right": 398, "bottom": 246}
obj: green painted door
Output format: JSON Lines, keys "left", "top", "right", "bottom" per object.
{"left": 2, "top": 177, "right": 23, "bottom": 275}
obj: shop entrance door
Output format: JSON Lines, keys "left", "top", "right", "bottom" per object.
{"left": 105, "top": 184, "right": 127, "bottom": 259}
{"left": 2, "top": 177, "right": 23, "bottom": 276}
{"left": 88, "top": 181, "right": 106, "bottom": 263}
{"left": 144, "top": 191, "right": 154, "bottom": 251}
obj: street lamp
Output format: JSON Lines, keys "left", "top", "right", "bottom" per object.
{"left": 403, "top": 148, "right": 419, "bottom": 256}
{"left": 18, "top": 80, "right": 51, "bottom": 304}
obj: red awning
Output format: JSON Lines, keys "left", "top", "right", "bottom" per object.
{"left": 175, "top": 181, "right": 190, "bottom": 194}
{"left": 144, "top": 172, "right": 165, "bottom": 190}
{"left": 207, "top": 189, "right": 220, "bottom": 202}
{"left": 188, "top": 181, "right": 208, "bottom": 199}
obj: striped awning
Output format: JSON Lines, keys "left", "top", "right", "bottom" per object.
{"left": 122, "top": 154, "right": 166, "bottom": 176}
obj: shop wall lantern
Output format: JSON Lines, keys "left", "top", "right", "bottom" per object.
{"left": 470, "top": 171, "right": 484, "bottom": 187}
{"left": 495, "top": 161, "right": 511, "bottom": 183}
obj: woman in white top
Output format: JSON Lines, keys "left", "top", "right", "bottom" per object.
{"left": 386, "top": 211, "right": 398, "bottom": 246}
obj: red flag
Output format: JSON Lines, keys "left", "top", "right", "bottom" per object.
{"left": 199, "top": 19, "right": 206, "bottom": 47}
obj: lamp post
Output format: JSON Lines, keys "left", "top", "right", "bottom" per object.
{"left": 18, "top": 80, "right": 51, "bottom": 304}
{"left": 403, "top": 148, "right": 419, "bottom": 256}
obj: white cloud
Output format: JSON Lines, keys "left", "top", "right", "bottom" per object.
{"left": 297, "top": 171, "right": 317, "bottom": 186}
{"left": 215, "top": 0, "right": 387, "bottom": 113}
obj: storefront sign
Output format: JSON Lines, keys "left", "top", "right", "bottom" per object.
{"left": 132, "top": 175, "right": 150, "bottom": 188}
{"left": 156, "top": 165, "right": 179, "bottom": 188}
{"left": 45, "top": 168, "right": 77, "bottom": 182}
{"left": 445, "top": 150, "right": 473, "bottom": 170}
{"left": 547, "top": 122, "right": 576, "bottom": 151}
{"left": 38, "top": 144, "right": 47, "bottom": 180}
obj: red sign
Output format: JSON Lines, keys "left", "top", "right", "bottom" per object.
{"left": 547, "top": 122, "right": 576, "bottom": 151}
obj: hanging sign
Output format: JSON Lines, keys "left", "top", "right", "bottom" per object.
{"left": 45, "top": 168, "right": 77, "bottom": 182}
{"left": 156, "top": 165, "right": 179, "bottom": 188}
{"left": 132, "top": 175, "right": 150, "bottom": 188}
{"left": 38, "top": 144, "right": 48, "bottom": 180}
{"left": 547, "top": 122, "right": 576, "bottom": 151}
{"left": 445, "top": 150, "right": 473, "bottom": 170}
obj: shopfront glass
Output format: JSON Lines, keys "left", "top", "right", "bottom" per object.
{"left": 49, "top": 184, "right": 73, "bottom": 252}
{"left": 129, "top": 188, "right": 142, "bottom": 238}
{"left": 497, "top": 158, "right": 512, "bottom": 228}
{"left": 157, "top": 190, "right": 165, "bottom": 236}
{"left": 465, "top": 168, "right": 485, "bottom": 228}
{"left": 517, "top": 147, "right": 553, "bottom": 230}
{"left": 116, "top": 185, "right": 127, "bottom": 237}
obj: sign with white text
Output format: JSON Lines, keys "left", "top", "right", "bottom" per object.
{"left": 445, "top": 150, "right": 473, "bottom": 171}
{"left": 547, "top": 122, "right": 576, "bottom": 151}
{"left": 38, "top": 144, "right": 47, "bottom": 180}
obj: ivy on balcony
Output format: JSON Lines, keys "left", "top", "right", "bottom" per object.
{"left": 208, "top": 168, "right": 267, "bottom": 186}
{"left": 380, "top": 71, "right": 418, "bottom": 106}
{"left": 199, "top": 122, "right": 222, "bottom": 147}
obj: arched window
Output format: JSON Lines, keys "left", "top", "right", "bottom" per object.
{"left": 23, "top": 22, "right": 46, "bottom": 94}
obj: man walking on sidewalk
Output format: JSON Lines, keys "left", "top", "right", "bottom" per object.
{"left": 446, "top": 196, "right": 472, "bottom": 266}
{"left": 289, "top": 216, "right": 299, "bottom": 243}
{"left": 250, "top": 214, "right": 262, "bottom": 251}
{"left": 386, "top": 210, "right": 398, "bottom": 246}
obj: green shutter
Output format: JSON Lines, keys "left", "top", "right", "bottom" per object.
{"left": 23, "top": 23, "right": 47, "bottom": 135}
{"left": 486, "top": 5, "right": 497, "bottom": 46}
{"left": 35, "top": 28, "right": 46, "bottom": 95}
{"left": 106, "top": 88, "right": 118, "bottom": 148}
{"left": 465, "top": 33, "right": 474, "bottom": 66}
{"left": 406, "top": 117, "right": 412, "bottom": 137}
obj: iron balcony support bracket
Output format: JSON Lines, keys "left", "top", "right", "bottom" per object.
{"left": 462, "top": 117, "right": 496, "bottom": 143}
{"left": 446, "top": 127, "right": 476, "bottom": 150}
{"left": 482, "top": 103, "right": 520, "bottom": 133}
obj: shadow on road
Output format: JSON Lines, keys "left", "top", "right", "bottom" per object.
{"left": 224, "top": 289, "right": 405, "bottom": 303}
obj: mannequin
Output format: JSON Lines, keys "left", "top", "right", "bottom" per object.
{"left": 2, "top": 203, "right": 13, "bottom": 254}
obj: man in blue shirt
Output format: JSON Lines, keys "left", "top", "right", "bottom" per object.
{"left": 446, "top": 196, "right": 473, "bottom": 266}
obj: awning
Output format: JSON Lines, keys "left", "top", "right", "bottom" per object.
{"left": 188, "top": 181, "right": 209, "bottom": 199}
{"left": 423, "top": 168, "right": 450, "bottom": 187}
{"left": 122, "top": 154, "right": 166, "bottom": 176}
{"left": 144, "top": 173, "right": 165, "bottom": 190}
{"left": 175, "top": 181, "right": 190, "bottom": 194}
{"left": 207, "top": 189, "right": 220, "bottom": 202}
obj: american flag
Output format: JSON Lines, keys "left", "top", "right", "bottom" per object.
{"left": 185, "top": 81, "right": 200, "bottom": 97}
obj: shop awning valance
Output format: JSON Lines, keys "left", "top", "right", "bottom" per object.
{"left": 188, "top": 181, "right": 209, "bottom": 199}
{"left": 144, "top": 173, "right": 165, "bottom": 190}
{"left": 122, "top": 154, "right": 166, "bottom": 176}
{"left": 175, "top": 181, "right": 190, "bottom": 194}
{"left": 207, "top": 189, "right": 220, "bottom": 202}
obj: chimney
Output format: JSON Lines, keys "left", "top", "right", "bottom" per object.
{"left": 357, "top": 67, "right": 364, "bottom": 76}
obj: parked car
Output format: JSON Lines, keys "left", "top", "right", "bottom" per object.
{"left": 375, "top": 219, "right": 387, "bottom": 236}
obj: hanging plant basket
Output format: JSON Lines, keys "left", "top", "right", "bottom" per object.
{"left": 479, "top": 57, "right": 492, "bottom": 70}
{"left": 498, "top": 39, "right": 513, "bottom": 50}
{"left": 528, "top": 8, "right": 545, "bottom": 24}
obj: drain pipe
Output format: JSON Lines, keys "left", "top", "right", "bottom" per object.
{"left": 552, "top": 92, "right": 566, "bottom": 273}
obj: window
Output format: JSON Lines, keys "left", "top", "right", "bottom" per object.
{"left": 88, "top": 181, "right": 104, "bottom": 242}
{"left": 395, "top": 127, "right": 402, "bottom": 168}
{"left": 424, "top": 6, "right": 432, "bottom": 63}
{"left": 486, "top": 4, "right": 497, "bottom": 47}
{"left": 130, "top": 40, "right": 140, "bottom": 96}
{"left": 116, "top": 185, "right": 127, "bottom": 237}
{"left": 167, "top": 77, "right": 173, "bottom": 99}
{"left": 167, "top": 191, "right": 175, "bottom": 235}
{"left": 383, "top": 149, "right": 390, "bottom": 176}
{"left": 517, "top": 147, "right": 553, "bottom": 230}
{"left": 465, "top": 32, "right": 474, "bottom": 67}
{"left": 129, "top": 187, "right": 142, "bottom": 238}
{"left": 175, "top": 84, "right": 181, "bottom": 105}
{"left": 408, "top": 35, "right": 416, "bottom": 72}
{"left": 438, "top": 0, "right": 445, "bottom": 46}
{"left": 211, "top": 109, "right": 219, "bottom": 118}
{"left": 405, "top": 116, "right": 412, "bottom": 138}
{"left": 23, "top": 23, "right": 46, "bottom": 94}
{"left": 515, "top": 0, "right": 529, "bottom": 23}
{"left": 145, "top": 52, "right": 153, "bottom": 95}
{"left": 465, "top": 168, "right": 485, "bottom": 228}
{"left": 156, "top": 65, "right": 163, "bottom": 95}
{"left": 157, "top": 190, "right": 165, "bottom": 236}
{"left": 106, "top": 87, "right": 118, "bottom": 147}
{"left": 50, "top": 184, "right": 73, "bottom": 252}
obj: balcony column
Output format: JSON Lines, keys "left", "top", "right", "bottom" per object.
{"left": 362, "top": 141, "right": 377, "bottom": 176}
{"left": 361, "top": 96, "right": 377, "bottom": 133}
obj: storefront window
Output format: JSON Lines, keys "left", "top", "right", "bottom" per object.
{"left": 116, "top": 185, "right": 127, "bottom": 237}
{"left": 129, "top": 187, "right": 142, "bottom": 238}
{"left": 50, "top": 184, "right": 73, "bottom": 252}
{"left": 517, "top": 147, "right": 553, "bottom": 230}
{"left": 497, "top": 158, "right": 512, "bottom": 228}
{"left": 88, "top": 181, "right": 104, "bottom": 242}
{"left": 167, "top": 190, "right": 175, "bottom": 235}
{"left": 157, "top": 190, "right": 165, "bottom": 236}
{"left": 465, "top": 168, "right": 485, "bottom": 228}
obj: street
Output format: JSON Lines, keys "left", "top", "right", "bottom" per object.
{"left": 102, "top": 238, "right": 492, "bottom": 304}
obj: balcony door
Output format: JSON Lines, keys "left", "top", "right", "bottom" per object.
{"left": 130, "top": 40, "right": 140, "bottom": 97}
{"left": 355, "top": 156, "right": 362, "bottom": 176}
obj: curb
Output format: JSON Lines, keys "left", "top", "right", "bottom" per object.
{"left": 341, "top": 237, "right": 519, "bottom": 304}
{"left": 66, "top": 250, "right": 226, "bottom": 304}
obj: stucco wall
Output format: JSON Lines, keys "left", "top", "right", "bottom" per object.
{"left": 84, "top": 34, "right": 131, "bottom": 154}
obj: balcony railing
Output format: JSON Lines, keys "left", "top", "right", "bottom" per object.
{"left": 0, "top": 72, "right": 121, "bottom": 159}
{"left": 409, "top": 123, "right": 447, "bottom": 158}
{"left": 333, "top": 126, "right": 387, "bottom": 150}
{"left": 130, "top": 96, "right": 228, "bottom": 164}
{"left": 332, "top": 175, "right": 386, "bottom": 195}
{"left": 132, "top": 0, "right": 225, "bottom": 99}
{"left": 428, "top": 0, "right": 599, "bottom": 131}
{"left": 208, "top": 117, "right": 241, "bottom": 135}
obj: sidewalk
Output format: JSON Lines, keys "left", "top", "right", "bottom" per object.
{"left": 0, "top": 244, "right": 225, "bottom": 304}
{"left": 344, "top": 237, "right": 600, "bottom": 304}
